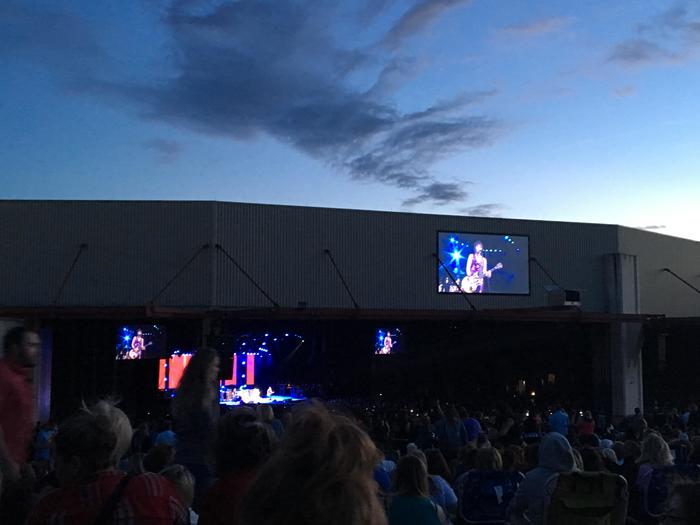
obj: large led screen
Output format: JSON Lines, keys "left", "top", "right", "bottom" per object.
{"left": 437, "top": 232, "right": 529, "bottom": 295}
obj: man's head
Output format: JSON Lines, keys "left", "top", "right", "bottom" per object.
{"left": 474, "top": 241, "right": 483, "bottom": 253}
{"left": 3, "top": 327, "right": 40, "bottom": 368}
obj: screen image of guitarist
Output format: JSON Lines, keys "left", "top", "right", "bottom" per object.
{"left": 116, "top": 325, "right": 165, "bottom": 360}
{"left": 462, "top": 240, "right": 503, "bottom": 294}
{"left": 436, "top": 232, "right": 530, "bottom": 295}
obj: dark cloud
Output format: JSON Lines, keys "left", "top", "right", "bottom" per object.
{"left": 5, "top": 0, "right": 499, "bottom": 207}
{"left": 97, "top": 0, "right": 496, "bottom": 205}
{"left": 403, "top": 181, "right": 470, "bottom": 207}
{"left": 608, "top": 39, "right": 671, "bottom": 64}
{"left": 501, "top": 16, "right": 570, "bottom": 37}
{"left": 459, "top": 203, "right": 503, "bottom": 217}
{"left": 381, "top": 0, "right": 471, "bottom": 49}
{"left": 608, "top": 3, "right": 700, "bottom": 65}
{"left": 143, "top": 138, "right": 184, "bottom": 161}
{"left": 642, "top": 225, "right": 667, "bottom": 230}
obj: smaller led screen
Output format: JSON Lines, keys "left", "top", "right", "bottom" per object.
{"left": 437, "top": 232, "right": 530, "bottom": 295}
{"left": 116, "top": 324, "right": 166, "bottom": 360}
{"left": 374, "top": 328, "right": 402, "bottom": 355}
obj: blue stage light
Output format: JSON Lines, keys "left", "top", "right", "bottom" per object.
{"left": 449, "top": 247, "right": 464, "bottom": 265}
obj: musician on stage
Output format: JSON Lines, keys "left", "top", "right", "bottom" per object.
{"left": 381, "top": 332, "right": 393, "bottom": 354}
{"left": 128, "top": 329, "right": 145, "bottom": 359}
{"left": 464, "top": 241, "right": 492, "bottom": 293}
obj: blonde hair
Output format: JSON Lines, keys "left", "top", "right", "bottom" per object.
{"left": 476, "top": 447, "right": 503, "bottom": 471}
{"left": 638, "top": 433, "right": 674, "bottom": 467}
{"left": 86, "top": 400, "right": 133, "bottom": 465}
{"left": 161, "top": 464, "right": 195, "bottom": 508}
{"left": 240, "top": 402, "right": 386, "bottom": 525}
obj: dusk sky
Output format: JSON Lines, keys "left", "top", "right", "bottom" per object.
{"left": 2, "top": 0, "right": 699, "bottom": 240}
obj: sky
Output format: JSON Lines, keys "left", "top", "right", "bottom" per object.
{"left": 1, "top": 0, "right": 699, "bottom": 240}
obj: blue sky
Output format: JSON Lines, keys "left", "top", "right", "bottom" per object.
{"left": 2, "top": 0, "right": 699, "bottom": 240}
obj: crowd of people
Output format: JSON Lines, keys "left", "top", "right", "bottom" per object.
{"left": 2, "top": 328, "right": 700, "bottom": 524}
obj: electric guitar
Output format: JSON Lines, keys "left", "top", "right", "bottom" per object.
{"left": 461, "top": 263, "right": 503, "bottom": 293}
{"left": 128, "top": 341, "right": 153, "bottom": 359}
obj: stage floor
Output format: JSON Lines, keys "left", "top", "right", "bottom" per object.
{"left": 219, "top": 394, "right": 306, "bottom": 406}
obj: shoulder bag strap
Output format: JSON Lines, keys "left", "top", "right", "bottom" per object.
{"left": 93, "top": 473, "right": 136, "bottom": 525}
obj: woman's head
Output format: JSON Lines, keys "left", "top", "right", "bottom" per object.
{"left": 160, "top": 464, "right": 195, "bottom": 508}
{"left": 173, "top": 348, "right": 220, "bottom": 417}
{"left": 425, "top": 448, "right": 451, "bottom": 481}
{"left": 240, "top": 402, "right": 386, "bottom": 525}
{"left": 476, "top": 447, "right": 503, "bottom": 471}
{"left": 395, "top": 454, "right": 430, "bottom": 498}
{"left": 54, "top": 407, "right": 123, "bottom": 485}
{"left": 257, "top": 405, "right": 275, "bottom": 423}
{"left": 88, "top": 400, "right": 133, "bottom": 464}
{"left": 639, "top": 433, "right": 674, "bottom": 467}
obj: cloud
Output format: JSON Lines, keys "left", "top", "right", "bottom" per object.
{"left": 641, "top": 224, "right": 666, "bottom": 230}
{"left": 5, "top": 0, "right": 499, "bottom": 207}
{"left": 613, "top": 85, "right": 636, "bottom": 98}
{"left": 381, "top": 0, "right": 472, "bottom": 49}
{"left": 89, "top": 0, "right": 497, "bottom": 205}
{"left": 608, "top": 3, "right": 700, "bottom": 66}
{"left": 501, "top": 16, "right": 570, "bottom": 37}
{"left": 143, "top": 138, "right": 184, "bottom": 161}
{"left": 459, "top": 203, "right": 503, "bottom": 216}
{"left": 403, "top": 181, "right": 470, "bottom": 207}
{"left": 365, "top": 56, "right": 426, "bottom": 97}
{"left": 608, "top": 39, "right": 673, "bottom": 64}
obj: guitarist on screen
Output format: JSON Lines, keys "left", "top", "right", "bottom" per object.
{"left": 128, "top": 329, "right": 146, "bottom": 359}
{"left": 462, "top": 240, "right": 502, "bottom": 293}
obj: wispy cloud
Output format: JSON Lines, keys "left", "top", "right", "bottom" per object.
{"left": 613, "top": 85, "right": 636, "bottom": 98}
{"left": 641, "top": 224, "right": 667, "bottom": 230}
{"left": 459, "top": 203, "right": 503, "bottom": 217}
{"left": 608, "top": 3, "right": 700, "bottom": 66}
{"left": 501, "top": 16, "right": 570, "bottom": 37}
{"left": 608, "top": 39, "right": 675, "bottom": 64}
{"left": 143, "top": 138, "right": 184, "bottom": 162}
{"left": 381, "top": 0, "right": 472, "bottom": 49}
{"left": 403, "top": 181, "right": 470, "bottom": 207}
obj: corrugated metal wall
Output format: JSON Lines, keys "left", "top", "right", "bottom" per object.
{"left": 0, "top": 201, "right": 212, "bottom": 307}
{"left": 1, "top": 200, "right": 696, "bottom": 315}
{"left": 618, "top": 227, "right": 700, "bottom": 317}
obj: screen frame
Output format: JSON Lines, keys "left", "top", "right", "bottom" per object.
{"left": 435, "top": 230, "right": 531, "bottom": 296}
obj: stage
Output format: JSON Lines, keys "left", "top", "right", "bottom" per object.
{"left": 219, "top": 393, "right": 307, "bottom": 406}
